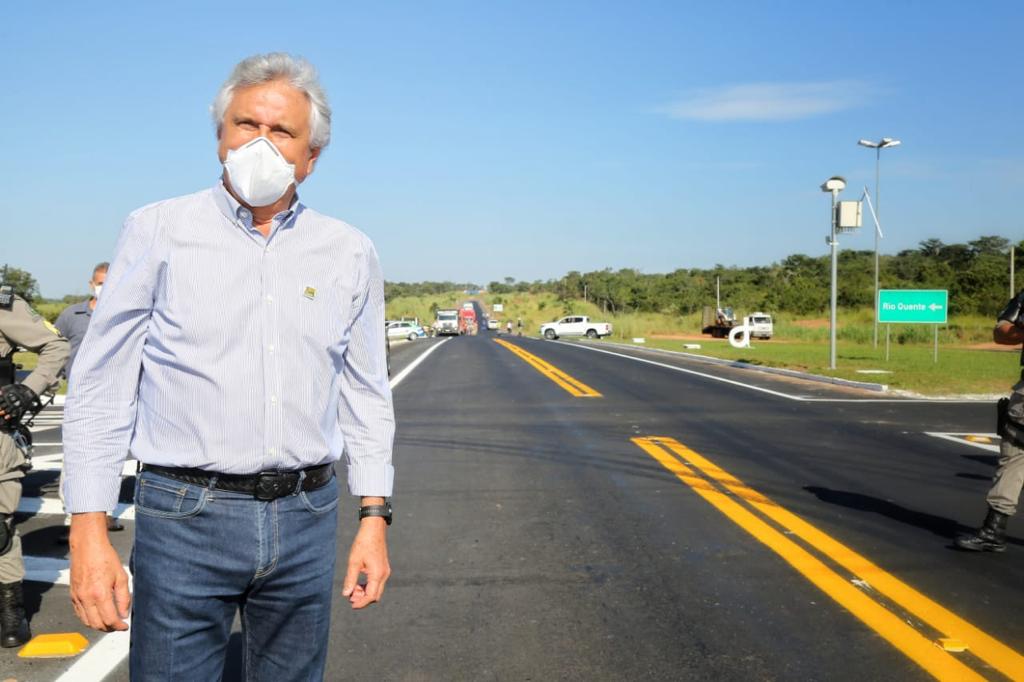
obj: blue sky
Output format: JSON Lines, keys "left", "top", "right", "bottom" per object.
{"left": 3, "top": 1, "right": 1022, "bottom": 298}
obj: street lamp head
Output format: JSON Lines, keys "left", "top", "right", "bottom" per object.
{"left": 879, "top": 138, "right": 901, "bottom": 148}
{"left": 857, "top": 139, "right": 879, "bottom": 148}
{"left": 821, "top": 176, "right": 847, "bottom": 193}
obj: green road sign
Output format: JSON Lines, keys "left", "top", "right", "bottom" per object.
{"left": 877, "top": 289, "right": 948, "bottom": 324}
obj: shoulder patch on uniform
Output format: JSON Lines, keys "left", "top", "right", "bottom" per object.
{"left": 0, "top": 286, "right": 13, "bottom": 311}
{"left": 43, "top": 319, "right": 62, "bottom": 337}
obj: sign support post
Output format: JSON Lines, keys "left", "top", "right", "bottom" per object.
{"left": 877, "top": 289, "right": 948, "bottom": 364}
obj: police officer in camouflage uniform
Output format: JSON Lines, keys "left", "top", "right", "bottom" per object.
{"left": 956, "top": 289, "right": 1024, "bottom": 553}
{"left": 0, "top": 285, "right": 69, "bottom": 646}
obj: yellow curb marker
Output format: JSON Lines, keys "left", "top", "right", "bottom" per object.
{"left": 494, "top": 339, "right": 601, "bottom": 398}
{"left": 634, "top": 436, "right": 1024, "bottom": 682}
{"left": 18, "top": 632, "right": 89, "bottom": 658}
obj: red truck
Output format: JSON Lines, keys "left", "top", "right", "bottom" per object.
{"left": 458, "top": 306, "right": 477, "bottom": 335}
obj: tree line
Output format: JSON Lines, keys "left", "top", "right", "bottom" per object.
{"left": 395, "top": 236, "right": 1021, "bottom": 318}
{"left": 6, "top": 235, "right": 1021, "bottom": 318}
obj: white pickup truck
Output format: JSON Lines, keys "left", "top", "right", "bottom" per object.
{"left": 540, "top": 315, "right": 613, "bottom": 340}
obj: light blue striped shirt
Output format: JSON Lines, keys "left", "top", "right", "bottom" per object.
{"left": 62, "top": 182, "right": 395, "bottom": 513}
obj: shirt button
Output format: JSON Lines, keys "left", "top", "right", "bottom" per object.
{"left": 266, "top": 295, "right": 273, "bottom": 303}
{"left": 268, "top": 448, "right": 276, "bottom": 456}
{"left": 268, "top": 344, "right": 275, "bottom": 353}
{"left": 270, "top": 396, "right": 277, "bottom": 404}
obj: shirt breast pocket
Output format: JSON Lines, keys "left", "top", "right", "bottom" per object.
{"left": 296, "top": 287, "right": 349, "bottom": 347}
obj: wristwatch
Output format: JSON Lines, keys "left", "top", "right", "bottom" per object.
{"left": 359, "top": 500, "right": 392, "bottom": 526}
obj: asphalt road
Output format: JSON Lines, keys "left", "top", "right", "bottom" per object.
{"left": 7, "top": 330, "right": 1024, "bottom": 681}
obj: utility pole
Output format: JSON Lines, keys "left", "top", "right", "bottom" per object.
{"left": 821, "top": 176, "right": 847, "bottom": 370}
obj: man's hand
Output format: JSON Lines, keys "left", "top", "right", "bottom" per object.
{"left": 342, "top": 500, "right": 390, "bottom": 609}
{"left": 69, "top": 512, "right": 131, "bottom": 631}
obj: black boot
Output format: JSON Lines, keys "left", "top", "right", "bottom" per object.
{"left": 0, "top": 581, "right": 30, "bottom": 647}
{"left": 955, "top": 508, "right": 1009, "bottom": 552}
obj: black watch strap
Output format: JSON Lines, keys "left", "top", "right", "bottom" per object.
{"left": 359, "top": 502, "right": 392, "bottom": 525}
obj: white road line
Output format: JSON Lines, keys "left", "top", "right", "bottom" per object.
{"left": 925, "top": 432, "right": 1001, "bottom": 453}
{"left": 55, "top": 624, "right": 131, "bottom": 682}
{"left": 31, "top": 553, "right": 135, "bottom": 682}
{"left": 29, "top": 454, "right": 137, "bottom": 477}
{"left": 551, "top": 340, "right": 809, "bottom": 401}
{"left": 553, "top": 341, "right": 988, "bottom": 404}
{"left": 18, "top": 496, "right": 135, "bottom": 521}
{"left": 389, "top": 338, "right": 450, "bottom": 390}
{"left": 24, "top": 555, "right": 132, "bottom": 588}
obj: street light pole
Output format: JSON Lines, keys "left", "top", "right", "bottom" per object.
{"left": 821, "top": 176, "right": 847, "bottom": 371}
{"left": 858, "top": 137, "right": 901, "bottom": 349}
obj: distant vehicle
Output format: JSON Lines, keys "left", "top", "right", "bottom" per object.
{"left": 701, "top": 306, "right": 738, "bottom": 338}
{"left": 462, "top": 302, "right": 474, "bottom": 310}
{"left": 387, "top": 321, "right": 427, "bottom": 341}
{"left": 433, "top": 309, "right": 460, "bottom": 336}
{"left": 540, "top": 316, "right": 612, "bottom": 340}
{"left": 746, "top": 312, "right": 774, "bottom": 340}
{"left": 459, "top": 307, "right": 477, "bottom": 335}
{"left": 487, "top": 319, "right": 499, "bottom": 331}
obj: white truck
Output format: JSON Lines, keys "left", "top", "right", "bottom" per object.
{"left": 433, "top": 309, "right": 460, "bottom": 336}
{"left": 746, "top": 312, "right": 774, "bottom": 340}
{"left": 540, "top": 315, "right": 613, "bottom": 340}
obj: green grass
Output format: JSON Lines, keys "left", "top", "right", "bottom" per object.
{"left": 604, "top": 337, "right": 1017, "bottom": 395}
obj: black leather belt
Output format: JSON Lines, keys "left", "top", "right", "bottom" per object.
{"left": 141, "top": 463, "right": 335, "bottom": 501}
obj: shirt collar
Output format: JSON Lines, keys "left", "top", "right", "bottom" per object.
{"left": 212, "top": 180, "right": 302, "bottom": 232}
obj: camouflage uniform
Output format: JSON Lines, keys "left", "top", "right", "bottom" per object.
{"left": 0, "top": 290, "right": 69, "bottom": 645}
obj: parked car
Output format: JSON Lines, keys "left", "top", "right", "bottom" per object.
{"left": 539, "top": 315, "right": 613, "bottom": 340}
{"left": 387, "top": 321, "right": 427, "bottom": 341}
{"left": 487, "top": 319, "right": 499, "bottom": 331}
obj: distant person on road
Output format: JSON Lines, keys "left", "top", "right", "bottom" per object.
{"left": 506, "top": 320, "right": 513, "bottom": 335}
{"left": 54, "top": 262, "right": 107, "bottom": 380}
{"left": 957, "top": 290, "right": 1024, "bottom": 552}
{"left": 517, "top": 317, "right": 523, "bottom": 336}
{"left": 62, "top": 53, "right": 395, "bottom": 680}
{"left": 54, "top": 262, "right": 124, "bottom": 533}
{"left": 0, "top": 285, "right": 69, "bottom": 647}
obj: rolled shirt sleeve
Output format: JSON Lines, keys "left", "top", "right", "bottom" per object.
{"left": 62, "top": 213, "right": 157, "bottom": 513}
{"left": 338, "top": 241, "right": 395, "bottom": 497}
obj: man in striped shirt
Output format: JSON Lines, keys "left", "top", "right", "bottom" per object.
{"left": 63, "top": 53, "right": 395, "bottom": 680}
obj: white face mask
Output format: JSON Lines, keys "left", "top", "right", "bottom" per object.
{"left": 223, "top": 137, "right": 296, "bottom": 207}
{"left": 92, "top": 284, "right": 103, "bottom": 298}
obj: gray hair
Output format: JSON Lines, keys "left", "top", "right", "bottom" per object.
{"left": 211, "top": 53, "right": 331, "bottom": 149}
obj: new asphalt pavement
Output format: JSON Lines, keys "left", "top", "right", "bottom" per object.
{"left": 7, "top": 331, "right": 1023, "bottom": 681}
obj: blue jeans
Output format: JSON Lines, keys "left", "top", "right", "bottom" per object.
{"left": 129, "top": 469, "right": 340, "bottom": 681}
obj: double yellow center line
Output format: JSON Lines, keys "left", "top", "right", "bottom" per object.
{"left": 494, "top": 339, "right": 601, "bottom": 397}
{"left": 634, "top": 436, "right": 1024, "bottom": 682}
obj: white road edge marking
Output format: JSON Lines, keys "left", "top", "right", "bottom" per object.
{"left": 54, "top": 624, "right": 131, "bottom": 682}
{"left": 18, "top": 496, "right": 136, "bottom": 521}
{"left": 925, "top": 432, "right": 1001, "bottom": 453}
{"left": 390, "top": 338, "right": 450, "bottom": 390}
{"left": 551, "top": 340, "right": 986, "bottom": 404}
{"left": 25, "top": 555, "right": 134, "bottom": 682}
{"left": 24, "top": 556, "right": 131, "bottom": 588}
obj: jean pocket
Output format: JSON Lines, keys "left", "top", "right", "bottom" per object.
{"left": 299, "top": 477, "right": 339, "bottom": 515}
{"left": 134, "top": 473, "right": 208, "bottom": 519}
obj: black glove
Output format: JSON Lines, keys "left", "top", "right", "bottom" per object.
{"left": 0, "top": 384, "right": 39, "bottom": 432}
{"left": 998, "top": 290, "right": 1024, "bottom": 329}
